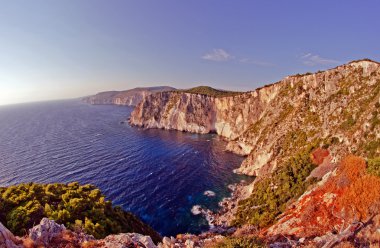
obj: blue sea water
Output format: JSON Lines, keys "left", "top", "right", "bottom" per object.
{"left": 0, "top": 100, "right": 250, "bottom": 236}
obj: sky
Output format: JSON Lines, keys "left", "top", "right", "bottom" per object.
{"left": 0, "top": 1, "right": 379, "bottom": 105}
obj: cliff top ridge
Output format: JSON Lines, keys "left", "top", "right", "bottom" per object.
{"left": 174, "top": 86, "right": 243, "bottom": 98}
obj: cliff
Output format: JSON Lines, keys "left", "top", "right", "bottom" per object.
{"left": 130, "top": 60, "right": 380, "bottom": 177}
{"left": 82, "top": 86, "right": 176, "bottom": 106}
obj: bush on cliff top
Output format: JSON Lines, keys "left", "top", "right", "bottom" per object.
{"left": 233, "top": 143, "right": 318, "bottom": 227}
{"left": 210, "top": 236, "right": 264, "bottom": 248}
{"left": 367, "top": 157, "right": 380, "bottom": 177}
{"left": 0, "top": 182, "right": 161, "bottom": 242}
{"left": 176, "top": 86, "right": 242, "bottom": 98}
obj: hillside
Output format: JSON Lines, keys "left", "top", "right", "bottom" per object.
{"left": 130, "top": 60, "right": 380, "bottom": 176}
{"left": 82, "top": 86, "right": 176, "bottom": 106}
{"left": 0, "top": 182, "right": 161, "bottom": 243}
{"left": 1, "top": 60, "right": 379, "bottom": 247}
{"left": 128, "top": 59, "right": 380, "bottom": 246}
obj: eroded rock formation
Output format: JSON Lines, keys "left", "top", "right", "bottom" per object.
{"left": 130, "top": 60, "right": 380, "bottom": 177}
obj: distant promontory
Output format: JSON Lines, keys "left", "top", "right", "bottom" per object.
{"left": 82, "top": 86, "right": 176, "bottom": 106}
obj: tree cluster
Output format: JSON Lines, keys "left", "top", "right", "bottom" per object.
{"left": 0, "top": 182, "right": 161, "bottom": 242}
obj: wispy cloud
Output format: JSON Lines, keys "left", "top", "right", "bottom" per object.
{"left": 239, "top": 58, "right": 274, "bottom": 67}
{"left": 201, "top": 49, "right": 234, "bottom": 62}
{"left": 301, "top": 53, "right": 341, "bottom": 66}
{"left": 202, "top": 49, "right": 273, "bottom": 66}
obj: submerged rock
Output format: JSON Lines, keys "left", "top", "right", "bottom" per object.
{"left": 203, "top": 190, "right": 216, "bottom": 197}
{"left": 191, "top": 205, "right": 202, "bottom": 215}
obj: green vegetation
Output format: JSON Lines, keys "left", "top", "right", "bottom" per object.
{"left": 341, "top": 114, "right": 356, "bottom": 129}
{"left": 294, "top": 72, "right": 313, "bottom": 77}
{"left": 364, "top": 140, "right": 380, "bottom": 158}
{"left": 164, "top": 94, "right": 180, "bottom": 116}
{"left": 370, "top": 110, "right": 379, "bottom": 131}
{"left": 322, "top": 136, "right": 340, "bottom": 149}
{"left": 233, "top": 144, "right": 318, "bottom": 227}
{"left": 0, "top": 182, "right": 161, "bottom": 242}
{"left": 367, "top": 158, "right": 380, "bottom": 177}
{"left": 276, "top": 104, "right": 294, "bottom": 125}
{"left": 280, "top": 130, "right": 307, "bottom": 155}
{"left": 211, "top": 237, "right": 264, "bottom": 248}
{"left": 175, "top": 86, "right": 242, "bottom": 98}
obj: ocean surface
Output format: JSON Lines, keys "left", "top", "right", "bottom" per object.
{"left": 0, "top": 100, "right": 251, "bottom": 236}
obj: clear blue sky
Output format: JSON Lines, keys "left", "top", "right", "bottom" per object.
{"left": 0, "top": 0, "right": 379, "bottom": 105}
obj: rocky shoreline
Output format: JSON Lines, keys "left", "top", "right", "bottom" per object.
{"left": 189, "top": 179, "right": 255, "bottom": 235}
{"left": 209, "top": 180, "right": 254, "bottom": 228}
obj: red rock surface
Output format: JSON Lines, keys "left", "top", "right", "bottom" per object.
{"left": 267, "top": 155, "right": 380, "bottom": 241}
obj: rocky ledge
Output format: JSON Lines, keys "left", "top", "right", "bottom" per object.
{"left": 0, "top": 218, "right": 229, "bottom": 248}
{"left": 0, "top": 218, "right": 157, "bottom": 248}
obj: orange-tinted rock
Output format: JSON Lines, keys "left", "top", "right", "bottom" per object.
{"left": 267, "top": 155, "right": 380, "bottom": 239}
{"left": 310, "top": 148, "right": 330, "bottom": 165}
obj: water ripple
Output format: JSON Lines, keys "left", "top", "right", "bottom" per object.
{"left": 0, "top": 100, "right": 251, "bottom": 236}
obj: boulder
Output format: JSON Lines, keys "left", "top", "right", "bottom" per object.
{"left": 103, "top": 233, "right": 157, "bottom": 248}
{"left": 0, "top": 222, "right": 22, "bottom": 248}
{"left": 29, "top": 218, "right": 66, "bottom": 246}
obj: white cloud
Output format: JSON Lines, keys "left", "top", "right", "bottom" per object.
{"left": 301, "top": 53, "right": 341, "bottom": 66}
{"left": 201, "top": 49, "right": 234, "bottom": 62}
{"left": 202, "top": 48, "right": 274, "bottom": 67}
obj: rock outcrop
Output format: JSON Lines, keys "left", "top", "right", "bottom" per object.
{"left": 0, "top": 221, "right": 22, "bottom": 248}
{"left": 102, "top": 233, "right": 157, "bottom": 248}
{"left": 0, "top": 218, "right": 226, "bottom": 248}
{"left": 29, "top": 218, "right": 69, "bottom": 246}
{"left": 130, "top": 60, "right": 380, "bottom": 177}
{"left": 0, "top": 218, "right": 158, "bottom": 248}
{"left": 83, "top": 86, "right": 175, "bottom": 106}
{"left": 266, "top": 155, "right": 380, "bottom": 246}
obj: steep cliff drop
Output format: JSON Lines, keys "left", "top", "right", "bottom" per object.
{"left": 128, "top": 59, "right": 380, "bottom": 246}
{"left": 130, "top": 60, "right": 380, "bottom": 177}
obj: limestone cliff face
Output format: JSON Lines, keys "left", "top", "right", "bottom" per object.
{"left": 130, "top": 86, "right": 279, "bottom": 143}
{"left": 130, "top": 60, "right": 380, "bottom": 176}
{"left": 130, "top": 92, "right": 217, "bottom": 133}
{"left": 82, "top": 86, "right": 176, "bottom": 106}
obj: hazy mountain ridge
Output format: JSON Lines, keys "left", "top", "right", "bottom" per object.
{"left": 82, "top": 86, "right": 176, "bottom": 106}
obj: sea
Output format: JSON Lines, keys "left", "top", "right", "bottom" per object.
{"left": 0, "top": 100, "right": 251, "bottom": 236}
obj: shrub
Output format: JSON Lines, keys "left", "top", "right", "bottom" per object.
{"left": 364, "top": 140, "right": 380, "bottom": 158}
{"left": 211, "top": 237, "right": 264, "bottom": 248}
{"left": 233, "top": 144, "right": 318, "bottom": 227}
{"left": 0, "top": 182, "right": 161, "bottom": 242}
{"left": 367, "top": 157, "right": 380, "bottom": 177}
{"left": 175, "top": 86, "right": 242, "bottom": 98}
